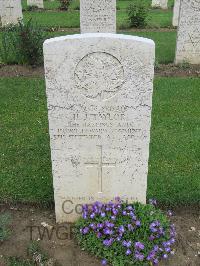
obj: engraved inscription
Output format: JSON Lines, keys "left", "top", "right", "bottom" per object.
{"left": 185, "top": 0, "right": 200, "bottom": 11}
{"left": 74, "top": 52, "right": 124, "bottom": 101}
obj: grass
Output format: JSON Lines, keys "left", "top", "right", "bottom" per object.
{"left": 0, "top": 77, "right": 199, "bottom": 206}
{"left": 0, "top": 29, "right": 176, "bottom": 65}
{"left": 22, "top": 0, "right": 174, "bottom": 11}
{"left": 19, "top": 0, "right": 175, "bottom": 29}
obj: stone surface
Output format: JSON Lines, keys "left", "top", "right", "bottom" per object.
{"left": 44, "top": 33, "right": 155, "bottom": 223}
{"left": 0, "top": 0, "right": 23, "bottom": 27}
{"left": 172, "top": 0, "right": 180, "bottom": 27}
{"left": 175, "top": 0, "right": 200, "bottom": 64}
{"left": 152, "top": 0, "right": 168, "bottom": 9}
{"left": 80, "top": 0, "right": 116, "bottom": 33}
{"left": 27, "top": 0, "right": 44, "bottom": 8}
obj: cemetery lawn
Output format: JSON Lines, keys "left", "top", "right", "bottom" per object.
{"left": 22, "top": 9, "right": 173, "bottom": 29}
{"left": 0, "top": 77, "right": 199, "bottom": 206}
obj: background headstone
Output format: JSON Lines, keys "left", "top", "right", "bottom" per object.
{"left": 44, "top": 34, "right": 155, "bottom": 223}
{"left": 80, "top": 0, "right": 116, "bottom": 33}
{"left": 152, "top": 0, "right": 168, "bottom": 9}
{"left": 172, "top": 0, "right": 180, "bottom": 27}
{"left": 0, "top": 0, "right": 23, "bottom": 27}
{"left": 175, "top": 0, "right": 200, "bottom": 64}
{"left": 27, "top": 0, "right": 44, "bottom": 9}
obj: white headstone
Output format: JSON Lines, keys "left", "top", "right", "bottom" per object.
{"left": 80, "top": 0, "right": 116, "bottom": 33}
{"left": 27, "top": 0, "right": 44, "bottom": 9}
{"left": 175, "top": 0, "right": 200, "bottom": 64}
{"left": 172, "top": 0, "right": 180, "bottom": 27}
{"left": 0, "top": 0, "right": 23, "bottom": 27}
{"left": 44, "top": 33, "right": 155, "bottom": 223}
{"left": 152, "top": 0, "right": 168, "bottom": 9}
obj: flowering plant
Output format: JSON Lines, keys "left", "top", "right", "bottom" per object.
{"left": 74, "top": 198, "right": 176, "bottom": 265}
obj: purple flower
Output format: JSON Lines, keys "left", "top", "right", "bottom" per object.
{"left": 103, "top": 238, "right": 113, "bottom": 247}
{"left": 149, "top": 235, "right": 155, "bottom": 241}
{"left": 122, "top": 210, "right": 127, "bottom": 216}
{"left": 112, "top": 209, "right": 118, "bottom": 216}
{"left": 90, "top": 213, "right": 95, "bottom": 219}
{"left": 165, "top": 247, "right": 171, "bottom": 253}
{"left": 126, "top": 205, "right": 133, "bottom": 211}
{"left": 105, "top": 221, "right": 114, "bottom": 228}
{"left": 101, "top": 259, "right": 107, "bottom": 265}
{"left": 134, "top": 242, "right": 144, "bottom": 250}
{"left": 103, "top": 228, "right": 113, "bottom": 235}
{"left": 118, "top": 225, "right": 125, "bottom": 234}
{"left": 167, "top": 210, "right": 173, "bottom": 216}
{"left": 153, "top": 258, "right": 159, "bottom": 265}
{"left": 101, "top": 212, "right": 106, "bottom": 218}
{"left": 97, "top": 223, "right": 104, "bottom": 229}
{"left": 82, "top": 227, "right": 89, "bottom": 234}
{"left": 135, "top": 251, "right": 144, "bottom": 261}
{"left": 147, "top": 250, "right": 156, "bottom": 260}
{"left": 122, "top": 240, "right": 131, "bottom": 248}
{"left": 116, "top": 236, "right": 122, "bottom": 241}
{"left": 153, "top": 245, "right": 159, "bottom": 252}
{"left": 163, "top": 254, "right": 168, "bottom": 259}
{"left": 111, "top": 215, "right": 116, "bottom": 220}
{"left": 89, "top": 223, "right": 96, "bottom": 230}
{"left": 162, "top": 241, "right": 170, "bottom": 248}
{"left": 97, "top": 232, "right": 102, "bottom": 238}
{"left": 127, "top": 224, "right": 134, "bottom": 231}
{"left": 169, "top": 238, "right": 176, "bottom": 244}
{"left": 126, "top": 249, "right": 132, "bottom": 255}
{"left": 135, "top": 220, "right": 141, "bottom": 227}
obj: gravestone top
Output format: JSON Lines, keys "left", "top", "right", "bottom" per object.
{"left": 0, "top": 0, "right": 23, "bottom": 27}
{"left": 27, "top": 0, "right": 44, "bottom": 9}
{"left": 175, "top": 0, "right": 200, "bottom": 64}
{"left": 44, "top": 33, "right": 155, "bottom": 223}
{"left": 172, "top": 0, "right": 180, "bottom": 27}
{"left": 152, "top": 0, "right": 168, "bottom": 9}
{"left": 80, "top": 0, "right": 116, "bottom": 33}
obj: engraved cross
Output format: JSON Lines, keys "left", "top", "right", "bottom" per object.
{"left": 85, "top": 145, "right": 116, "bottom": 193}
{"left": 6, "top": 4, "right": 14, "bottom": 16}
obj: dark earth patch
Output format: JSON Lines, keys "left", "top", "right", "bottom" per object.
{"left": 0, "top": 204, "right": 199, "bottom": 266}
{"left": 1, "top": 64, "right": 200, "bottom": 79}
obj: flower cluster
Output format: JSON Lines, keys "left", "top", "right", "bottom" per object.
{"left": 76, "top": 198, "right": 176, "bottom": 266}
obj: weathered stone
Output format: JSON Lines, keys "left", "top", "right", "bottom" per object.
{"left": 152, "top": 0, "right": 168, "bottom": 9}
{"left": 172, "top": 0, "right": 180, "bottom": 27}
{"left": 27, "top": 0, "right": 44, "bottom": 9}
{"left": 0, "top": 0, "right": 23, "bottom": 27}
{"left": 80, "top": 0, "right": 116, "bottom": 33}
{"left": 175, "top": 0, "right": 200, "bottom": 64}
{"left": 44, "top": 33, "right": 155, "bottom": 223}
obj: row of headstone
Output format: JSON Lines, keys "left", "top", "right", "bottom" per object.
{"left": 0, "top": 0, "right": 23, "bottom": 27}
{"left": 172, "top": 0, "right": 180, "bottom": 27}
{"left": 175, "top": 0, "right": 200, "bottom": 64}
{"left": 27, "top": 0, "right": 44, "bottom": 9}
{"left": 152, "top": 0, "right": 168, "bottom": 9}
{"left": 44, "top": 0, "right": 155, "bottom": 222}
{"left": 0, "top": 0, "right": 45, "bottom": 27}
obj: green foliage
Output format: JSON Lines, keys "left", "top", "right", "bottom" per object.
{"left": 7, "top": 257, "right": 33, "bottom": 266}
{"left": 0, "top": 20, "right": 47, "bottom": 66}
{"left": 26, "top": 5, "right": 39, "bottom": 11}
{"left": 127, "top": 0, "right": 149, "bottom": 28}
{"left": 27, "top": 241, "right": 48, "bottom": 263}
{"left": 59, "top": 0, "right": 71, "bottom": 10}
{"left": 0, "top": 213, "right": 11, "bottom": 242}
{"left": 75, "top": 200, "right": 175, "bottom": 265}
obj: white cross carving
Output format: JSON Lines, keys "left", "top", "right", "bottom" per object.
{"left": 85, "top": 145, "right": 116, "bottom": 193}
